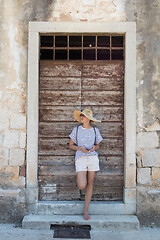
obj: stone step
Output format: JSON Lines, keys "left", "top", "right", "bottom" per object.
{"left": 22, "top": 214, "right": 139, "bottom": 230}
{"left": 35, "top": 201, "right": 136, "bottom": 215}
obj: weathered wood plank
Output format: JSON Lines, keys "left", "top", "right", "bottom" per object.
{"left": 39, "top": 91, "right": 124, "bottom": 106}
{"left": 38, "top": 164, "right": 123, "bottom": 176}
{"left": 82, "top": 91, "right": 124, "bottom": 106}
{"left": 38, "top": 138, "right": 124, "bottom": 156}
{"left": 38, "top": 156, "right": 75, "bottom": 165}
{"left": 39, "top": 186, "right": 123, "bottom": 201}
{"left": 81, "top": 106, "right": 124, "bottom": 122}
{"left": 82, "top": 63, "right": 124, "bottom": 78}
{"left": 94, "top": 175, "right": 123, "bottom": 187}
{"left": 39, "top": 90, "right": 81, "bottom": 106}
{"left": 40, "top": 62, "right": 82, "bottom": 77}
{"left": 39, "top": 186, "right": 80, "bottom": 201}
{"left": 38, "top": 155, "right": 123, "bottom": 167}
{"left": 38, "top": 175, "right": 77, "bottom": 187}
{"left": 39, "top": 122, "right": 123, "bottom": 138}
{"left": 39, "top": 106, "right": 123, "bottom": 122}
{"left": 40, "top": 77, "right": 81, "bottom": 90}
{"left": 81, "top": 187, "right": 123, "bottom": 201}
{"left": 38, "top": 175, "right": 123, "bottom": 187}
{"left": 39, "top": 106, "right": 80, "bottom": 122}
{"left": 82, "top": 77, "right": 124, "bottom": 91}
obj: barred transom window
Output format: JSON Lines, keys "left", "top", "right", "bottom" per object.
{"left": 40, "top": 34, "right": 125, "bottom": 61}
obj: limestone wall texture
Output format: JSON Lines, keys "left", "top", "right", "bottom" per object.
{"left": 0, "top": 0, "right": 160, "bottom": 226}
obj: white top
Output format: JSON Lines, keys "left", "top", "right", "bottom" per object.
{"left": 69, "top": 125, "right": 103, "bottom": 160}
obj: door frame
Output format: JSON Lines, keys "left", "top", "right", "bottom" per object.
{"left": 26, "top": 22, "right": 136, "bottom": 213}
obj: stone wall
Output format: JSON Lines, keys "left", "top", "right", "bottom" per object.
{"left": 0, "top": 0, "right": 160, "bottom": 225}
{"left": 125, "top": 0, "right": 160, "bottom": 227}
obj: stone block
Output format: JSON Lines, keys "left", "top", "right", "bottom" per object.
{"left": 137, "top": 132, "right": 159, "bottom": 150}
{"left": 0, "top": 110, "right": 9, "bottom": 130}
{"left": 9, "top": 148, "right": 25, "bottom": 167}
{"left": 145, "top": 122, "right": 160, "bottom": 131}
{"left": 11, "top": 176, "right": 25, "bottom": 188}
{"left": 136, "top": 151, "right": 142, "bottom": 167}
{"left": 10, "top": 114, "right": 26, "bottom": 129}
{"left": 0, "top": 188, "right": 20, "bottom": 198}
{"left": 124, "top": 188, "right": 136, "bottom": 204}
{"left": 142, "top": 149, "right": 160, "bottom": 167}
{"left": 82, "top": 0, "right": 95, "bottom": 6}
{"left": 3, "top": 130, "right": 19, "bottom": 148}
{"left": 1, "top": 166, "right": 19, "bottom": 178}
{"left": 0, "top": 148, "right": 9, "bottom": 166}
{"left": 152, "top": 168, "right": 160, "bottom": 181}
{"left": 0, "top": 132, "right": 4, "bottom": 147}
{"left": 137, "top": 168, "right": 151, "bottom": 185}
{"left": 19, "top": 131, "right": 26, "bottom": 148}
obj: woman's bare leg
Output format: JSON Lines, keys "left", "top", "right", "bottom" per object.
{"left": 83, "top": 171, "right": 96, "bottom": 220}
{"left": 76, "top": 171, "right": 87, "bottom": 191}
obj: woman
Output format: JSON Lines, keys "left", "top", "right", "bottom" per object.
{"left": 69, "top": 109, "right": 103, "bottom": 220}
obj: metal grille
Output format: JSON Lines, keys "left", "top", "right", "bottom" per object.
{"left": 51, "top": 224, "right": 91, "bottom": 239}
{"left": 40, "top": 34, "right": 125, "bottom": 61}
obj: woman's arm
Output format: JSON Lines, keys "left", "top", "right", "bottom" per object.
{"left": 69, "top": 139, "right": 89, "bottom": 153}
{"left": 94, "top": 143, "right": 100, "bottom": 151}
{"left": 89, "top": 143, "right": 100, "bottom": 152}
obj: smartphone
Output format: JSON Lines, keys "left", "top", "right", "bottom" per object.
{"left": 85, "top": 147, "right": 92, "bottom": 150}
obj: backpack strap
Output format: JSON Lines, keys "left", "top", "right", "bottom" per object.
{"left": 75, "top": 124, "right": 81, "bottom": 146}
{"left": 75, "top": 125, "right": 79, "bottom": 146}
{"left": 93, "top": 126, "right": 96, "bottom": 145}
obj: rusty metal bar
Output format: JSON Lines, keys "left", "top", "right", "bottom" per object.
{"left": 67, "top": 35, "right": 69, "bottom": 60}
{"left": 95, "top": 35, "right": 97, "bottom": 61}
{"left": 53, "top": 35, "right": 55, "bottom": 60}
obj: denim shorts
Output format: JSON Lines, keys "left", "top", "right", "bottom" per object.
{"left": 75, "top": 155, "right": 100, "bottom": 172}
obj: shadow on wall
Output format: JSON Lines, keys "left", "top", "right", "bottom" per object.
{"left": 17, "top": 0, "right": 56, "bottom": 47}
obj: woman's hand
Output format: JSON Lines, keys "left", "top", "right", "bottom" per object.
{"left": 88, "top": 145, "right": 96, "bottom": 152}
{"left": 79, "top": 147, "right": 89, "bottom": 153}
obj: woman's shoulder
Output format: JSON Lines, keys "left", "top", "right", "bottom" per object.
{"left": 72, "top": 125, "right": 81, "bottom": 132}
{"left": 93, "top": 126, "right": 99, "bottom": 131}
{"left": 93, "top": 126, "right": 101, "bottom": 134}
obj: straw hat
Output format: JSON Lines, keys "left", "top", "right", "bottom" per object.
{"left": 73, "top": 109, "right": 101, "bottom": 123}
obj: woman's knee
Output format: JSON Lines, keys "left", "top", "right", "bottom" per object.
{"left": 77, "top": 182, "right": 86, "bottom": 190}
{"left": 86, "top": 181, "right": 94, "bottom": 189}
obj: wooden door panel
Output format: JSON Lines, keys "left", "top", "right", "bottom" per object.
{"left": 38, "top": 61, "right": 124, "bottom": 201}
{"left": 82, "top": 187, "right": 123, "bottom": 201}
{"left": 40, "top": 62, "right": 82, "bottom": 77}
{"left": 40, "top": 77, "right": 81, "bottom": 90}
{"left": 39, "top": 186, "right": 80, "bottom": 201}
{"left": 39, "top": 90, "right": 81, "bottom": 106}
{"left": 82, "top": 77, "right": 124, "bottom": 91}
{"left": 82, "top": 91, "right": 123, "bottom": 106}
{"left": 39, "top": 106, "right": 81, "bottom": 122}
{"left": 82, "top": 63, "right": 124, "bottom": 78}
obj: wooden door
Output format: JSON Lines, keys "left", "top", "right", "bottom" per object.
{"left": 38, "top": 60, "right": 124, "bottom": 201}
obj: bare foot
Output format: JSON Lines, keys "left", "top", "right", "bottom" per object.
{"left": 83, "top": 212, "right": 90, "bottom": 220}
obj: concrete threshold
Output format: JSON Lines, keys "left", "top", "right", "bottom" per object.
{"left": 22, "top": 214, "right": 139, "bottom": 231}
{"left": 35, "top": 201, "right": 136, "bottom": 215}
